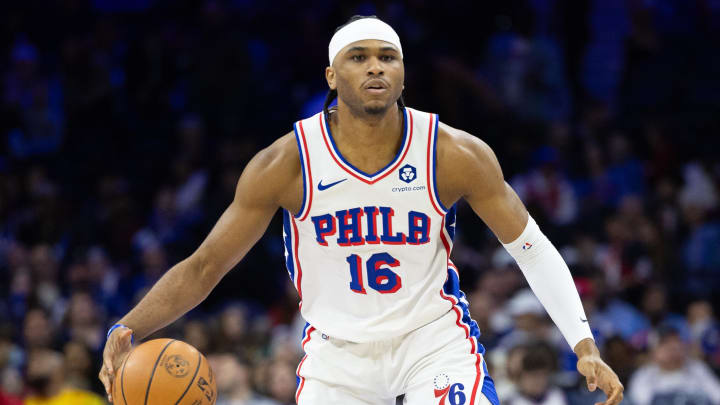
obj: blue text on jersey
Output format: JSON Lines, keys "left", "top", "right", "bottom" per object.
{"left": 311, "top": 206, "right": 431, "bottom": 246}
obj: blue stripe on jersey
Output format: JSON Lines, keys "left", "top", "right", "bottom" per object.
{"left": 323, "top": 107, "right": 409, "bottom": 178}
{"left": 444, "top": 204, "right": 457, "bottom": 241}
{"left": 282, "top": 209, "right": 295, "bottom": 280}
{"left": 431, "top": 114, "right": 450, "bottom": 213}
{"left": 292, "top": 122, "right": 308, "bottom": 219}
{"left": 442, "top": 267, "right": 484, "bottom": 354}
{"left": 481, "top": 360, "right": 500, "bottom": 405}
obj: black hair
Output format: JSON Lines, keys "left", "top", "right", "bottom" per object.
{"left": 323, "top": 15, "right": 405, "bottom": 116}
{"left": 520, "top": 341, "right": 557, "bottom": 372}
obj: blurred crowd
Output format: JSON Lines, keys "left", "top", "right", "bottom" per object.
{"left": 1, "top": 1, "right": 720, "bottom": 404}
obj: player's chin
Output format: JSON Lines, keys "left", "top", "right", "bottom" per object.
{"left": 362, "top": 99, "right": 395, "bottom": 115}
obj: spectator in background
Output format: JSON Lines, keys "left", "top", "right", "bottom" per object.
{"left": 214, "top": 304, "right": 255, "bottom": 358}
{"left": 604, "top": 133, "right": 645, "bottom": 207}
{"left": 182, "top": 320, "right": 211, "bottom": 356}
{"left": 631, "top": 283, "right": 688, "bottom": 349}
{"left": 61, "top": 341, "right": 100, "bottom": 394}
{"left": 208, "top": 353, "right": 278, "bottom": 405}
{"left": 62, "top": 293, "right": 104, "bottom": 355}
{"left": 600, "top": 336, "right": 637, "bottom": 388}
{"left": 496, "top": 289, "right": 563, "bottom": 353}
{"left": 511, "top": 146, "right": 578, "bottom": 226}
{"left": 0, "top": 324, "right": 22, "bottom": 405}
{"left": 493, "top": 343, "right": 528, "bottom": 399}
{"left": 7, "top": 79, "right": 63, "bottom": 160}
{"left": 28, "top": 245, "right": 62, "bottom": 320}
{"left": 3, "top": 39, "right": 39, "bottom": 110}
{"left": 23, "top": 349, "right": 104, "bottom": 405}
{"left": 265, "top": 360, "right": 297, "bottom": 405}
{"left": 687, "top": 300, "right": 720, "bottom": 371}
{"left": 504, "top": 341, "right": 567, "bottom": 405}
{"left": 125, "top": 241, "right": 168, "bottom": 305}
{"left": 0, "top": 385, "right": 21, "bottom": 405}
{"left": 578, "top": 272, "right": 648, "bottom": 343}
{"left": 84, "top": 247, "right": 125, "bottom": 319}
{"left": 680, "top": 162, "right": 720, "bottom": 296}
{"left": 628, "top": 326, "right": 720, "bottom": 405}
{"left": 7, "top": 266, "right": 32, "bottom": 325}
{"left": 22, "top": 309, "right": 56, "bottom": 351}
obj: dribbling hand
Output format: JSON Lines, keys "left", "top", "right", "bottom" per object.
{"left": 98, "top": 327, "right": 134, "bottom": 403}
{"left": 576, "top": 351, "right": 624, "bottom": 405}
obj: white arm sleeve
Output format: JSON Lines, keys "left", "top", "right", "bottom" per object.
{"left": 502, "top": 215, "right": 593, "bottom": 349}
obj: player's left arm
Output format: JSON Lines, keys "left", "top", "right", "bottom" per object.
{"left": 436, "top": 123, "right": 624, "bottom": 405}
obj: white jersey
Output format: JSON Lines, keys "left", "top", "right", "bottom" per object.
{"left": 283, "top": 107, "right": 481, "bottom": 347}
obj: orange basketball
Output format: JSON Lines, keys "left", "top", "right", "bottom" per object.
{"left": 113, "top": 338, "right": 216, "bottom": 405}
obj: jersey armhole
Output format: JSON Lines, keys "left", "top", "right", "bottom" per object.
{"left": 292, "top": 120, "right": 313, "bottom": 220}
{"left": 427, "top": 114, "right": 449, "bottom": 215}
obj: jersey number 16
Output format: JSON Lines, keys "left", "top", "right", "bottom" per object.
{"left": 345, "top": 252, "right": 402, "bottom": 294}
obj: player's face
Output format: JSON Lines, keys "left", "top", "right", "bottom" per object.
{"left": 327, "top": 39, "right": 404, "bottom": 116}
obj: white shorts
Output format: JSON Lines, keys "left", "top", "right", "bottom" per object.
{"left": 295, "top": 309, "right": 499, "bottom": 405}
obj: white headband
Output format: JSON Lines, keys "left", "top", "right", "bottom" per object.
{"left": 328, "top": 18, "right": 403, "bottom": 66}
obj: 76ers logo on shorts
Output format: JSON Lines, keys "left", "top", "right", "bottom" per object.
{"left": 434, "top": 373, "right": 466, "bottom": 405}
{"left": 399, "top": 164, "right": 416, "bottom": 183}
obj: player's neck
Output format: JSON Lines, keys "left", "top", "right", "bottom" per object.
{"left": 330, "top": 102, "right": 403, "bottom": 148}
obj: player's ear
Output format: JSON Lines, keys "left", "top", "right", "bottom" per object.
{"left": 326, "top": 66, "right": 336, "bottom": 90}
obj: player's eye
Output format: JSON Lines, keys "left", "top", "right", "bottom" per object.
{"left": 351, "top": 54, "right": 365, "bottom": 62}
{"left": 381, "top": 55, "right": 395, "bottom": 62}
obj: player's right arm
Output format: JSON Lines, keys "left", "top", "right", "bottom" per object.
{"left": 98, "top": 132, "right": 302, "bottom": 402}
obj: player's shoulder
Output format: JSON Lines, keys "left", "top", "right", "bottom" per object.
{"left": 434, "top": 120, "right": 505, "bottom": 196}
{"left": 240, "top": 131, "right": 301, "bottom": 193}
{"left": 436, "top": 120, "right": 496, "bottom": 169}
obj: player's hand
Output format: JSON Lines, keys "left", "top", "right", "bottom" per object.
{"left": 98, "top": 327, "right": 134, "bottom": 403}
{"left": 575, "top": 338, "right": 624, "bottom": 405}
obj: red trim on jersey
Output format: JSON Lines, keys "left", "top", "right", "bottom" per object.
{"left": 295, "top": 326, "right": 315, "bottom": 404}
{"left": 439, "top": 218, "right": 451, "bottom": 254}
{"left": 469, "top": 354, "right": 483, "bottom": 405}
{"left": 297, "top": 120, "right": 314, "bottom": 221}
{"left": 295, "top": 355, "right": 308, "bottom": 404}
{"left": 426, "top": 114, "right": 446, "bottom": 216}
{"left": 291, "top": 217, "right": 303, "bottom": 300}
{"left": 318, "top": 110, "right": 414, "bottom": 185}
{"left": 302, "top": 326, "right": 315, "bottom": 348}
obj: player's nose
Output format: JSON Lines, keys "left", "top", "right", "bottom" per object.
{"left": 366, "top": 56, "right": 384, "bottom": 75}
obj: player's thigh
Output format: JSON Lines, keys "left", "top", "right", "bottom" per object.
{"left": 403, "top": 372, "right": 494, "bottom": 405}
{"left": 399, "top": 311, "right": 499, "bottom": 405}
{"left": 296, "top": 326, "right": 395, "bottom": 405}
{"left": 298, "top": 378, "right": 395, "bottom": 405}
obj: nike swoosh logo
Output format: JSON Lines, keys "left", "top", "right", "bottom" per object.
{"left": 318, "top": 178, "right": 347, "bottom": 191}
{"left": 580, "top": 318, "right": 588, "bottom": 323}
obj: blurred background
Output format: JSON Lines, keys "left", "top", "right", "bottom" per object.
{"left": 1, "top": 0, "right": 720, "bottom": 404}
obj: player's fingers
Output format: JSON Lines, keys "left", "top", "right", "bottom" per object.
{"left": 110, "top": 328, "right": 133, "bottom": 370}
{"left": 586, "top": 370, "right": 598, "bottom": 392}
{"left": 103, "top": 354, "right": 114, "bottom": 378}
{"left": 595, "top": 392, "right": 621, "bottom": 405}
{"left": 594, "top": 369, "right": 623, "bottom": 405}
{"left": 98, "top": 366, "right": 112, "bottom": 398}
{"left": 605, "top": 386, "right": 624, "bottom": 405}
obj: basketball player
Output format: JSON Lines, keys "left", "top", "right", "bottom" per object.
{"left": 99, "top": 16, "right": 623, "bottom": 405}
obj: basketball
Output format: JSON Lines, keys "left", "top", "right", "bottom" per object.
{"left": 112, "top": 339, "right": 216, "bottom": 405}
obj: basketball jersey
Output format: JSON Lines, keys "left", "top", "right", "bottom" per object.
{"left": 282, "top": 107, "right": 481, "bottom": 348}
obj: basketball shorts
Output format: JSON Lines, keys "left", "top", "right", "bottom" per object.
{"left": 294, "top": 309, "right": 499, "bottom": 405}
